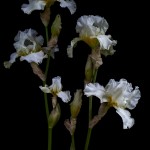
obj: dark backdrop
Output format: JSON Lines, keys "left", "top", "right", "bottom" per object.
{"left": 1, "top": 0, "right": 147, "bottom": 150}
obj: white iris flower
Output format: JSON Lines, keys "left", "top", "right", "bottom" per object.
{"left": 84, "top": 79, "right": 141, "bottom": 129}
{"left": 4, "top": 29, "right": 46, "bottom": 68}
{"left": 21, "top": 0, "right": 76, "bottom": 14}
{"left": 39, "top": 76, "right": 71, "bottom": 103}
{"left": 67, "top": 15, "right": 117, "bottom": 58}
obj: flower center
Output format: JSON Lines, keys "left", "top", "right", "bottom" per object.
{"left": 108, "top": 96, "right": 118, "bottom": 107}
{"left": 24, "top": 39, "right": 33, "bottom": 47}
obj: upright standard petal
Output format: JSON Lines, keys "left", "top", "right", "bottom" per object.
{"left": 104, "top": 79, "right": 140, "bottom": 108}
{"left": 49, "top": 76, "right": 62, "bottom": 93}
{"left": 21, "top": 0, "right": 46, "bottom": 14}
{"left": 116, "top": 108, "right": 134, "bottom": 129}
{"left": 76, "top": 15, "right": 108, "bottom": 35}
{"left": 126, "top": 86, "right": 141, "bottom": 110}
{"left": 84, "top": 83, "right": 105, "bottom": 101}
{"left": 58, "top": 0, "right": 77, "bottom": 14}
{"left": 14, "top": 29, "right": 44, "bottom": 54}
{"left": 57, "top": 91, "right": 71, "bottom": 103}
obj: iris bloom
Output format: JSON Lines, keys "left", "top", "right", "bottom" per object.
{"left": 67, "top": 15, "right": 117, "bottom": 58}
{"left": 39, "top": 76, "right": 71, "bottom": 103}
{"left": 21, "top": 0, "right": 76, "bottom": 14}
{"left": 84, "top": 79, "right": 141, "bottom": 129}
{"left": 4, "top": 29, "right": 47, "bottom": 68}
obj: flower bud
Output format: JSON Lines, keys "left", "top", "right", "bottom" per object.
{"left": 40, "top": 7, "right": 50, "bottom": 27}
{"left": 51, "top": 15, "right": 62, "bottom": 38}
{"left": 70, "top": 89, "right": 82, "bottom": 118}
{"left": 85, "top": 55, "right": 93, "bottom": 84}
{"left": 48, "top": 103, "right": 61, "bottom": 128}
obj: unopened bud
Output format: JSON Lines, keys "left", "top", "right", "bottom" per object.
{"left": 70, "top": 89, "right": 82, "bottom": 118}
{"left": 52, "top": 96, "right": 57, "bottom": 108}
{"left": 85, "top": 55, "right": 93, "bottom": 84}
{"left": 40, "top": 7, "right": 51, "bottom": 27}
{"left": 51, "top": 14, "right": 62, "bottom": 38}
{"left": 48, "top": 103, "right": 61, "bottom": 128}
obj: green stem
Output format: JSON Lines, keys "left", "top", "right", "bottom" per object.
{"left": 43, "top": 92, "right": 49, "bottom": 121}
{"left": 42, "top": 26, "right": 50, "bottom": 121}
{"left": 48, "top": 128, "right": 53, "bottom": 150}
{"left": 43, "top": 26, "right": 52, "bottom": 150}
{"left": 84, "top": 68, "right": 98, "bottom": 150}
{"left": 93, "top": 69, "right": 98, "bottom": 83}
{"left": 70, "top": 134, "right": 76, "bottom": 150}
{"left": 89, "top": 97, "right": 92, "bottom": 122}
{"left": 45, "top": 26, "right": 49, "bottom": 44}
{"left": 44, "top": 26, "right": 50, "bottom": 84}
{"left": 84, "top": 128, "right": 92, "bottom": 150}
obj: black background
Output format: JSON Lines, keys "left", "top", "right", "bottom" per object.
{"left": 1, "top": 0, "right": 147, "bottom": 150}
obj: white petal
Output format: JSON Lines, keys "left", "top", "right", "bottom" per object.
{"left": 50, "top": 45, "right": 59, "bottom": 59}
{"left": 105, "top": 79, "right": 117, "bottom": 92}
{"left": 91, "top": 15, "right": 108, "bottom": 34}
{"left": 35, "top": 35, "right": 44, "bottom": 46}
{"left": 105, "top": 79, "right": 124, "bottom": 99}
{"left": 57, "top": 91, "right": 71, "bottom": 103}
{"left": 39, "top": 85, "right": 50, "bottom": 93}
{"left": 21, "top": 0, "right": 46, "bottom": 14}
{"left": 116, "top": 108, "right": 134, "bottom": 129}
{"left": 49, "top": 76, "right": 62, "bottom": 93}
{"left": 58, "top": 0, "right": 77, "bottom": 14}
{"left": 67, "top": 38, "right": 80, "bottom": 58}
{"left": 105, "top": 79, "right": 136, "bottom": 107}
{"left": 97, "top": 35, "right": 117, "bottom": 50}
{"left": 14, "top": 31, "right": 28, "bottom": 52}
{"left": 100, "top": 45, "right": 116, "bottom": 56}
{"left": 84, "top": 83, "right": 105, "bottom": 102}
{"left": 27, "top": 28, "right": 38, "bottom": 37}
{"left": 76, "top": 15, "right": 108, "bottom": 35}
{"left": 67, "top": 46, "right": 73, "bottom": 58}
{"left": 14, "top": 30, "right": 26, "bottom": 42}
{"left": 20, "top": 51, "right": 46, "bottom": 64}
{"left": 14, "top": 29, "right": 44, "bottom": 54}
{"left": 126, "top": 86, "right": 141, "bottom": 109}
{"left": 9, "top": 52, "right": 19, "bottom": 63}
{"left": 4, "top": 52, "right": 19, "bottom": 68}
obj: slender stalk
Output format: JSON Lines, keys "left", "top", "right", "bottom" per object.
{"left": 70, "top": 134, "right": 75, "bottom": 150}
{"left": 84, "top": 128, "right": 92, "bottom": 150}
{"left": 44, "top": 92, "right": 50, "bottom": 121}
{"left": 45, "top": 26, "right": 49, "bottom": 44}
{"left": 93, "top": 69, "right": 98, "bottom": 83}
{"left": 44, "top": 26, "right": 50, "bottom": 83}
{"left": 84, "top": 69, "right": 98, "bottom": 150}
{"left": 43, "top": 26, "right": 53, "bottom": 150}
{"left": 89, "top": 97, "right": 92, "bottom": 121}
{"left": 48, "top": 128, "right": 53, "bottom": 150}
{"left": 43, "top": 26, "right": 50, "bottom": 120}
